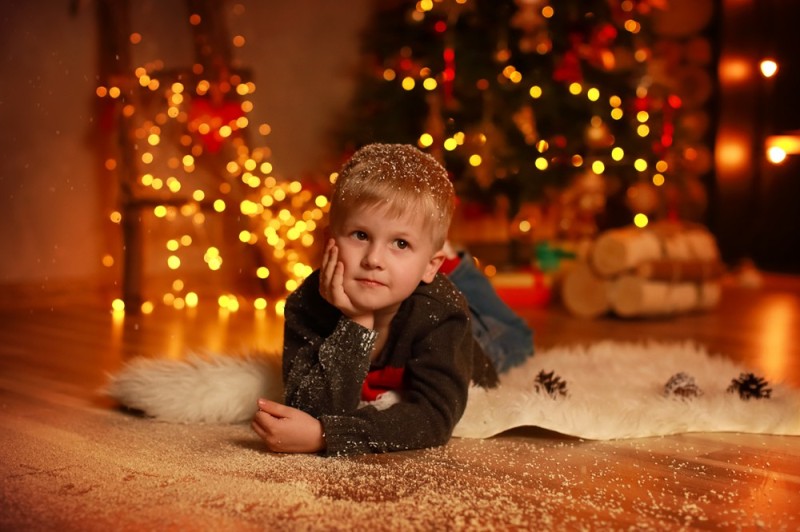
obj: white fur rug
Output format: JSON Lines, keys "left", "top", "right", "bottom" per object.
{"left": 455, "top": 341, "right": 800, "bottom": 439}
{"left": 106, "top": 341, "right": 800, "bottom": 440}
{"left": 106, "top": 354, "right": 283, "bottom": 424}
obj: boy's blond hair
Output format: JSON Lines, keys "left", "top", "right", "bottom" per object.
{"left": 329, "top": 144, "right": 454, "bottom": 250}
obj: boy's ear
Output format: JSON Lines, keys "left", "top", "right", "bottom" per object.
{"left": 421, "top": 249, "right": 447, "bottom": 283}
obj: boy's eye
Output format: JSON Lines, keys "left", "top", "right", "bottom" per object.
{"left": 395, "top": 239, "right": 409, "bottom": 250}
{"left": 352, "top": 231, "right": 368, "bottom": 241}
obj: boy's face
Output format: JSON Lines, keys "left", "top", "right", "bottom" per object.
{"left": 332, "top": 203, "right": 445, "bottom": 317}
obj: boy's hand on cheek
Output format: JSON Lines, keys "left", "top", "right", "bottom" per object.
{"left": 319, "top": 239, "right": 352, "bottom": 310}
{"left": 320, "top": 239, "right": 374, "bottom": 329}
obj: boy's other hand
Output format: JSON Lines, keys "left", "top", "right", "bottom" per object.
{"left": 251, "top": 399, "right": 325, "bottom": 454}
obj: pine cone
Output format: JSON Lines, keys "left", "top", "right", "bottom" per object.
{"left": 726, "top": 372, "right": 772, "bottom": 400}
{"left": 534, "top": 370, "right": 568, "bottom": 399}
{"left": 663, "top": 372, "right": 703, "bottom": 399}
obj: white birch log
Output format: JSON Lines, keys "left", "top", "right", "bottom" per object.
{"left": 610, "top": 276, "right": 699, "bottom": 317}
{"left": 650, "top": 222, "right": 720, "bottom": 261}
{"left": 683, "top": 228, "right": 720, "bottom": 261}
{"left": 560, "top": 262, "right": 610, "bottom": 319}
{"left": 591, "top": 228, "right": 663, "bottom": 277}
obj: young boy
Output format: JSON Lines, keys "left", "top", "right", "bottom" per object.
{"left": 251, "top": 144, "right": 526, "bottom": 456}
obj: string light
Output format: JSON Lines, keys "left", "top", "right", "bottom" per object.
{"left": 767, "top": 146, "right": 787, "bottom": 164}
{"left": 101, "top": 9, "right": 324, "bottom": 312}
{"left": 760, "top": 59, "right": 778, "bottom": 78}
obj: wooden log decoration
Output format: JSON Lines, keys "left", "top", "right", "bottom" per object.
{"left": 592, "top": 222, "right": 721, "bottom": 278}
{"left": 591, "top": 228, "right": 663, "bottom": 277}
{"left": 697, "top": 281, "right": 722, "bottom": 310}
{"left": 650, "top": 222, "right": 720, "bottom": 262}
{"left": 682, "top": 227, "right": 720, "bottom": 262}
{"left": 635, "top": 259, "right": 724, "bottom": 282}
{"left": 610, "top": 276, "right": 699, "bottom": 318}
{"left": 560, "top": 262, "right": 611, "bottom": 319}
{"left": 561, "top": 223, "right": 723, "bottom": 318}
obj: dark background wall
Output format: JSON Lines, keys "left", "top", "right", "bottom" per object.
{"left": 714, "top": 0, "right": 800, "bottom": 273}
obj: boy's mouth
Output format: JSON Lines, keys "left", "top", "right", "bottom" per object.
{"left": 355, "top": 278, "right": 386, "bottom": 288}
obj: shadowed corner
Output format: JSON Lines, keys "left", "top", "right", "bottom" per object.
{"left": 494, "top": 425, "right": 583, "bottom": 442}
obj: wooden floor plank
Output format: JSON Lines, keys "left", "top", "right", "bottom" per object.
{"left": 1, "top": 274, "right": 799, "bottom": 530}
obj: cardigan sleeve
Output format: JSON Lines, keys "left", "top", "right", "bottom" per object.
{"left": 282, "top": 274, "right": 377, "bottom": 417}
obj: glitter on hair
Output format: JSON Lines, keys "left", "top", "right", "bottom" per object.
{"left": 329, "top": 144, "right": 455, "bottom": 249}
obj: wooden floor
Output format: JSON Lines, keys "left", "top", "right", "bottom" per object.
{"left": 1, "top": 274, "right": 799, "bottom": 530}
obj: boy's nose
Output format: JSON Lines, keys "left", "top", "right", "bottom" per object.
{"left": 361, "top": 244, "right": 385, "bottom": 269}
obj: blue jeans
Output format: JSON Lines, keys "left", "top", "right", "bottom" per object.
{"left": 448, "top": 253, "right": 534, "bottom": 373}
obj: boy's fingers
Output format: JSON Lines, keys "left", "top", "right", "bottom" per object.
{"left": 320, "top": 244, "right": 338, "bottom": 298}
{"left": 321, "top": 241, "right": 332, "bottom": 269}
{"left": 327, "top": 248, "right": 339, "bottom": 279}
{"left": 252, "top": 417, "right": 283, "bottom": 452}
{"left": 325, "top": 240, "right": 336, "bottom": 262}
{"left": 251, "top": 419, "right": 266, "bottom": 437}
{"left": 333, "top": 262, "right": 345, "bottom": 292}
{"left": 257, "top": 399, "right": 293, "bottom": 418}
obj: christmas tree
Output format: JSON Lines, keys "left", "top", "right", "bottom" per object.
{"left": 334, "top": 0, "right": 698, "bottom": 249}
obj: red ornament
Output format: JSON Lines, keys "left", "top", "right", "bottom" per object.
{"left": 187, "top": 96, "right": 244, "bottom": 153}
{"left": 592, "top": 23, "right": 618, "bottom": 48}
{"left": 443, "top": 47, "right": 456, "bottom": 105}
{"left": 398, "top": 57, "right": 414, "bottom": 72}
{"left": 634, "top": 96, "right": 649, "bottom": 113}
{"left": 553, "top": 50, "right": 583, "bottom": 84}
